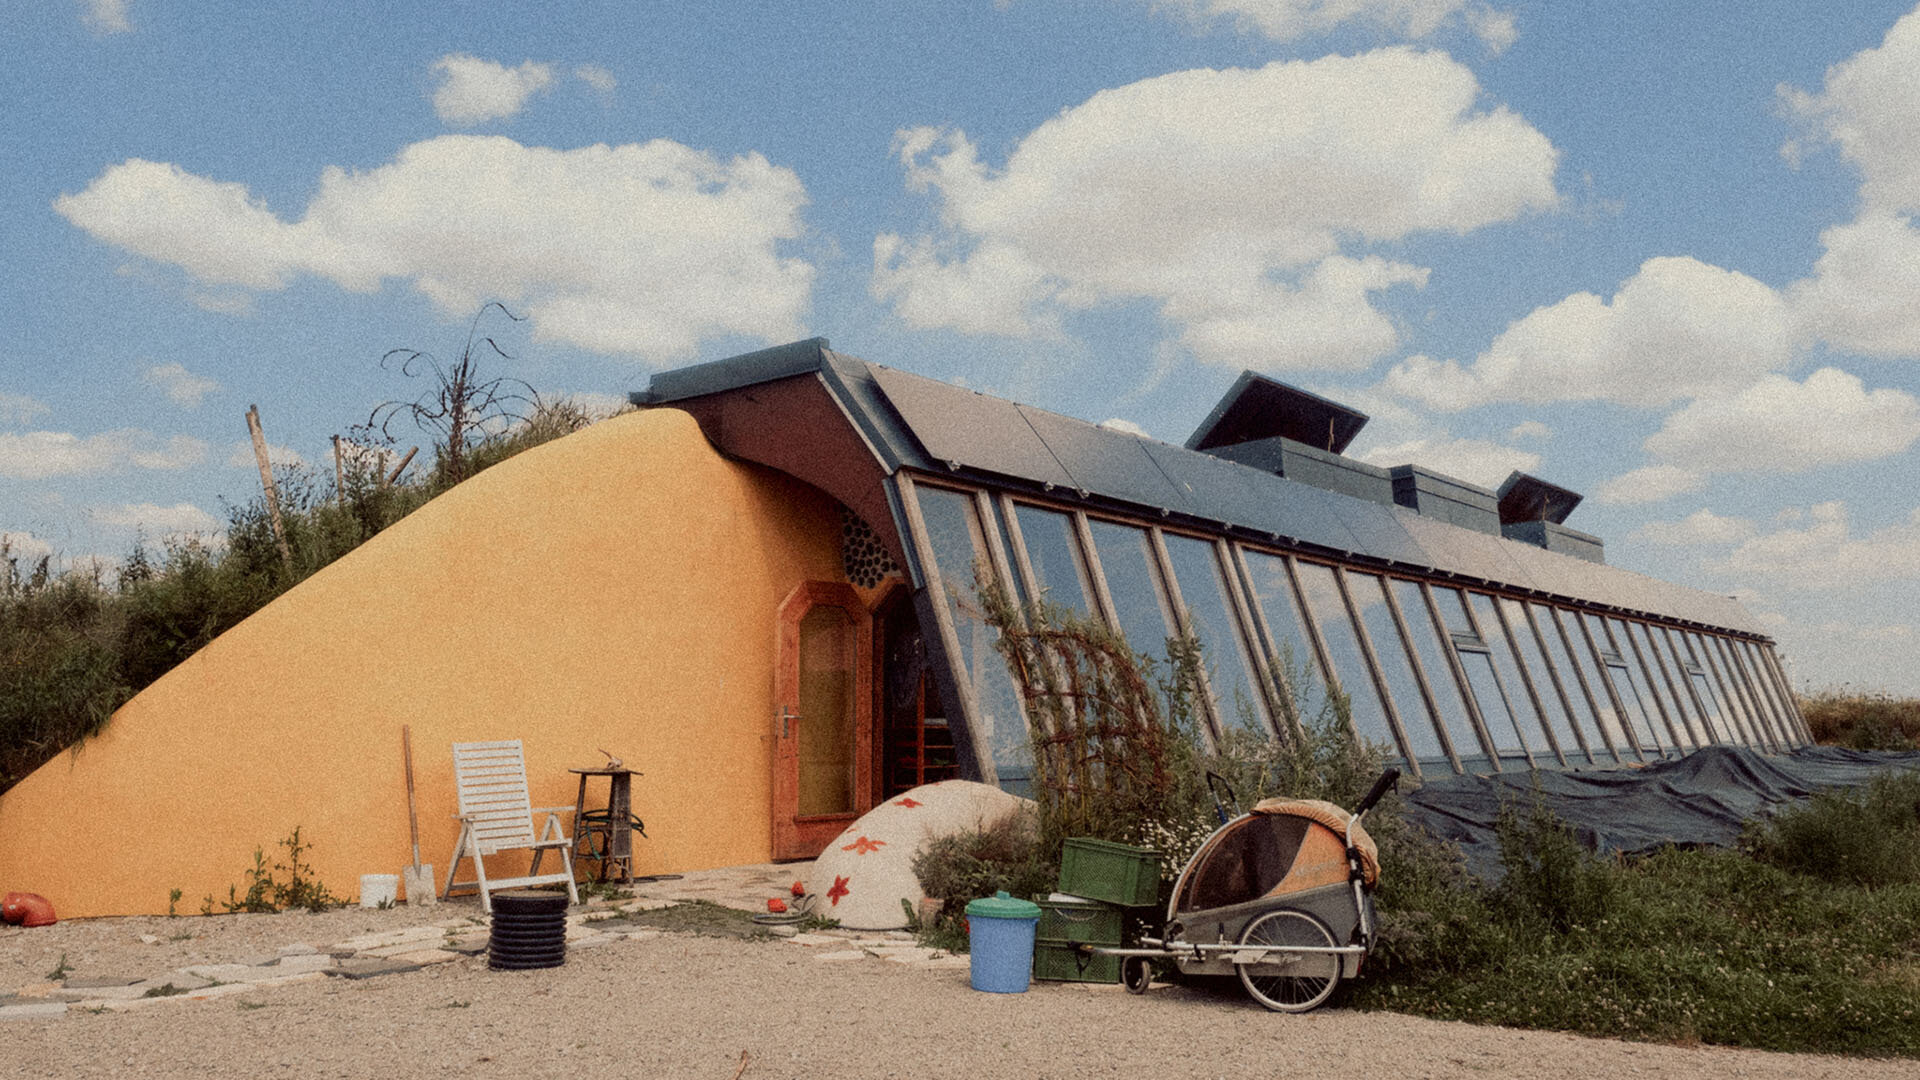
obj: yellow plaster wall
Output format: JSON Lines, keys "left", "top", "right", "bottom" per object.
{"left": 0, "top": 408, "right": 847, "bottom": 917}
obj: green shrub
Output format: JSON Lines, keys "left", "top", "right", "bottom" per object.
{"left": 1492, "top": 788, "right": 1618, "bottom": 932}
{"left": 1744, "top": 771, "right": 1920, "bottom": 888}
{"left": 1800, "top": 690, "right": 1920, "bottom": 751}
{"left": 911, "top": 812, "right": 1053, "bottom": 952}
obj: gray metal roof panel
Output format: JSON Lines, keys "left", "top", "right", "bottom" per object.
{"left": 1013, "top": 405, "right": 1191, "bottom": 510}
{"left": 867, "top": 365, "right": 1076, "bottom": 489}
{"left": 1322, "top": 498, "right": 1433, "bottom": 567}
{"left": 644, "top": 338, "right": 831, "bottom": 404}
{"left": 1139, "top": 440, "right": 1362, "bottom": 554}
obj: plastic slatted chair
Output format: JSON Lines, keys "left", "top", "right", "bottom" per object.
{"left": 443, "top": 740, "right": 580, "bottom": 913}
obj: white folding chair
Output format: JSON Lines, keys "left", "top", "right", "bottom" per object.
{"left": 443, "top": 740, "right": 579, "bottom": 913}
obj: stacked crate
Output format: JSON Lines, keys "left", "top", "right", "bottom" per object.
{"left": 1033, "top": 838, "right": 1161, "bottom": 983}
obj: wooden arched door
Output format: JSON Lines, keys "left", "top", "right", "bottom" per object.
{"left": 772, "top": 582, "right": 873, "bottom": 859}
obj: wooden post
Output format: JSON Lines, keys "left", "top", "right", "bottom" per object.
{"left": 246, "top": 405, "right": 294, "bottom": 571}
{"left": 330, "top": 436, "right": 347, "bottom": 508}
{"left": 385, "top": 446, "right": 418, "bottom": 487}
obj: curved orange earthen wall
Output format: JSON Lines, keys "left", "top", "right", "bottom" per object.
{"left": 0, "top": 408, "right": 847, "bottom": 917}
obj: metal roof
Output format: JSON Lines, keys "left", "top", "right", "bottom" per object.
{"left": 1185, "top": 371, "right": 1371, "bottom": 455}
{"left": 641, "top": 341, "right": 1766, "bottom": 637}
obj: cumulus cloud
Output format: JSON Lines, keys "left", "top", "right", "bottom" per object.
{"left": 1643, "top": 368, "right": 1920, "bottom": 472}
{"left": 80, "top": 0, "right": 131, "bottom": 34}
{"left": 0, "top": 392, "right": 49, "bottom": 424}
{"left": 431, "top": 55, "right": 555, "bottom": 126}
{"left": 89, "top": 502, "right": 224, "bottom": 542}
{"left": 1097, "top": 417, "right": 1152, "bottom": 437}
{"left": 1, "top": 530, "right": 55, "bottom": 561}
{"left": 0, "top": 429, "right": 205, "bottom": 479}
{"left": 1507, "top": 419, "right": 1550, "bottom": 441}
{"left": 1715, "top": 501, "right": 1920, "bottom": 588}
{"left": 874, "top": 49, "right": 1556, "bottom": 370}
{"left": 225, "top": 440, "right": 305, "bottom": 469}
{"left": 575, "top": 65, "right": 617, "bottom": 97}
{"left": 55, "top": 136, "right": 814, "bottom": 364}
{"left": 1633, "top": 508, "right": 1756, "bottom": 547}
{"left": 1150, "top": 1, "right": 1517, "bottom": 49}
{"left": 1593, "top": 464, "right": 1704, "bottom": 506}
{"left": 1385, "top": 256, "right": 1792, "bottom": 410}
{"left": 1351, "top": 434, "right": 1538, "bottom": 489}
{"left": 142, "top": 362, "right": 220, "bottom": 407}
{"left": 1780, "top": 7, "right": 1920, "bottom": 358}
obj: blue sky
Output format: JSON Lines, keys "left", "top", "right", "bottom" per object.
{"left": 5, "top": 0, "right": 1920, "bottom": 694}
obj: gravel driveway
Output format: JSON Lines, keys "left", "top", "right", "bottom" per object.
{"left": 2, "top": 908, "right": 1910, "bottom": 1080}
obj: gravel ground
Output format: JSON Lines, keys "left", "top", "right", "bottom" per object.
{"left": 3, "top": 906, "right": 1912, "bottom": 1080}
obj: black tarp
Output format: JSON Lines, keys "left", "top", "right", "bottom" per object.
{"left": 1400, "top": 746, "right": 1920, "bottom": 880}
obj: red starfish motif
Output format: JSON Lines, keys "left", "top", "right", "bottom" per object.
{"left": 842, "top": 835, "right": 886, "bottom": 855}
{"left": 894, "top": 797, "right": 922, "bottom": 808}
{"left": 827, "top": 875, "right": 851, "bottom": 906}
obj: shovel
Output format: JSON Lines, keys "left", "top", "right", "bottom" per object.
{"left": 401, "top": 725, "right": 436, "bottom": 906}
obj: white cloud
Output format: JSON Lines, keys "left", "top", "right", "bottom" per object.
{"left": 0, "top": 392, "right": 49, "bottom": 424}
{"left": 1780, "top": 7, "right": 1920, "bottom": 216}
{"left": 1813, "top": 620, "right": 1915, "bottom": 645}
{"left": 0, "top": 429, "right": 205, "bottom": 479}
{"left": 575, "top": 65, "right": 617, "bottom": 96}
{"left": 226, "top": 440, "right": 306, "bottom": 469}
{"left": 142, "top": 361, "right": 220, "bottom": 407}
{"left": 1097, "top": 417, "right": 1151, "bottom": 437}
{"left": 1789, "top": 212, "right": 1920, "bottom": 358}
{"left": 1351, "top": 434, "right": 1537, "bottom": 489}
{"left": 875, "top": 49, "right": 1556, "bottom": 370}
{"left": 1507, "top": 419, "right": 1550, "bottom": 441}
{"left": 1, "top": 531, "right": 55, "bottom": 562}
{"left": 431, "top": 55, "right": 555, "bottom": 127}
{"left": 89, "top": 501, "right": 224, "bottom": 541}
{"left": 80, "top": 0, "right": 131, "bottom": 34}
{"left": 1385, "top": 256, "right": 1792, "bottom": 410}
{"left": 1150, "top": 1, "right": 1516, "bottom": 49}
{"left": 1780, "top": 8, "right": 1920, "bottom": 359}
{"left": 55, "top": 136, "right": 814, "bottom": 365}
{"left": 1643, "top": 368, "right": 1920, "bottom": 472}
{"left": 1593, "top": 464, "right": 1704, "bottom": 506}
{"left": 1715, "top": 501, "right": 1920, "bottom": 588}
{"left": 1632, "top": 508, "right": 1756, "bottom": 547}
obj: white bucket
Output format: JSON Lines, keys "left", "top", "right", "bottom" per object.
{"left": 359, "top": 874, "right": 399, "bottom": 909}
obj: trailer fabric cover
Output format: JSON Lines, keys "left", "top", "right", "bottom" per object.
{"left": 1252, "top": 798, "right": 1380, "bottom": 885}
{"left": 1401, "top": 745, "right": 1920, "bottom": 880}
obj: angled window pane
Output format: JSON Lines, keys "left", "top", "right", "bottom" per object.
{"left": 1649, "top": 623, "right": 1712, "bottom": 746}
{"left": 1499, "top": 597, "right": 1586, "bottom": 763}
{"left": 1458, "top": 648, "right": 1526, "bottom": 755}
{"left": 1662, "top": 627, "right": 1723, "bottom": 744}
{"left": 1550, "top": 607, "right": 1625, "bottom": 757}
{"left": 1608, "top": 617, "right": 1681, "bottom": 752}
{"left": 1294, "top": 563, "right": 1401, "bottom": 760}
{"left": 1390, "top": 578, "right": 1482, "bottom": 760}
{"left": 1525, "top": 602, "right": 1602, "bottom": 762}
{"left": 1469, "top": 593, "right": 1556, "bottom": 761}
{"left": 1350, "top": 573, "right": 1448, "bottom": 762}
{"left": 1086, "top": 519, "right": 1181, "bottom": 682}
{"left": 1012, "top": 504, "right": 1092, "bottom": 616}
{"left": 1701, "top": 634, "right": 1764, "bottom": 747}
{"left": 1431, "top": 585, "right": 1474, "bottom": 634}
{"left": 1240, "top": 550, "right": 1325, "bottom": 715}
{"left": 1587, "top": 613, "right": 1663, "bottom": 753}
{"left": 1163, "top": 534, "right": 1267, "bottom": 733}
{"left": 1742, "top": 641, "right": 1794, "bottom": 745}
{"left": 1628, "top": 618, "right": 1704, "bottom": 745}
{"left": 1753, "top": 643, "right": 1806, "bottom": 743}
{"left": 1714, "top": 636, "right": 1776, "bottom": 749}
{"left": 915, "top": 486, "right": 1032, "bottom": 782}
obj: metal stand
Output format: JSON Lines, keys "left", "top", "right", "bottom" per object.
{"left": 568, "top": 767, "right": 645, "bottom": 883}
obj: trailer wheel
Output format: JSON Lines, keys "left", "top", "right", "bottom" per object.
{"left": 1122, "top": 955, "right": 1152, "bottom": 995}
{"left": 1237, "top": 908, "right": 1340, "bottom": 1013}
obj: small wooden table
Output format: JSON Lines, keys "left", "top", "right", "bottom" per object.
{"left": 568, "top": 767, "right": 643, "bottom": 883}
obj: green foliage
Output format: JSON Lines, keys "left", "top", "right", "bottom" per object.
{"left": 45, "top": 952, "right": 72, "bottom": 981}
{"left": 1492, "top": 787, "right": 1618, "bottom": 933}
{"left": 206, "top": 827, "right": 342, "bottom": 915}
{"left": 1800, "top": 689, "right": 1920, "bottom": 751}
{"left": 0, "top": 389, "right": 616, "bottom": 794}
{"left": 911, "top": 811, "right": 1054, "bottom": 952}
{"left": 1744, "top": 770, "right": 1920, "bottom": 888}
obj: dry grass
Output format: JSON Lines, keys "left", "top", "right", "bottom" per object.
{"left": 1798, "top": 690, "right": 1920, "bottom": 750}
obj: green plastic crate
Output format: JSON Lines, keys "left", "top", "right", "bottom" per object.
{"left": 1032, "top": 894, "right": 1122, "bottom": 946}
{"left": 1034, "top": 939, "right": 1121, "bottom": 983}
{"left": 1058, "top": 837, "right": 1161, "bottom": 908}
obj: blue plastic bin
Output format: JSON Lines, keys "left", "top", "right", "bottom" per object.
{"left": 965, "top": 890, "right": 1041, "bottom": 993}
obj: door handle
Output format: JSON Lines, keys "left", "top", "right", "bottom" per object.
{"left": 778, "top": 706, "right": 799, "bottom": 739}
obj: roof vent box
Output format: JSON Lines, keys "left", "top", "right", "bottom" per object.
{"left": 1207, "top": 436, "right": 1397, "bottom": 507}
{"left": 1389, "top": 466, "right": 1500, "bottom": 536}
{"left": 1186, "top": 372, "right": 1369, "bottom": 454}
{"left": 1503, "top": 520, "right": 1606, "bottom": 564}
{"left": 1496, "top": 472, "right": 1583, "bottom": 525}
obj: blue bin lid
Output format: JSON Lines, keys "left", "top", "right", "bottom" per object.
{"left": 964, "top": 890, "right": 1041, "bottom": 919}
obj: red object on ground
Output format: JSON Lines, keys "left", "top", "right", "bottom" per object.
{"left": 790, "top": 880, "right": 806, "bottom": 897}
{"left": 2, "top": 892, "right": 56, "bottom": 927}
{"left": 766, "top": 897, "right": 788, "bottom": 914}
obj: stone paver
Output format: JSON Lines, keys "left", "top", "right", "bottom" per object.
{"left": 0, "top": 1002, "right": 68, "bottom": 1021}
{"left": 327, "top": 958, "right": 424, "bottom": 981}
{"left": 384, "top": 949, "right": 459, "bottom": 966}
